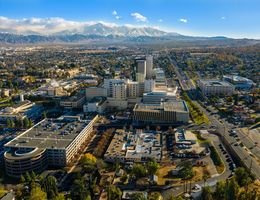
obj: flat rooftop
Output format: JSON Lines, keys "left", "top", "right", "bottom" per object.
{"left": 134, "top": 100, "right": 188, "bottom": 112}
{"left": 200, "top": 80, "right": 233, "bottom": 87}
{"left": 105, "top": 129, "right": 162, "bottom": 161}
{"left": 5, "top": 117, "right": 93, "bottom": 149}
{"left": 12, "top": 100, "right": 33, "bottom": 109}
{"left": 223, "top": 75, "right": 253, "bottom": 83}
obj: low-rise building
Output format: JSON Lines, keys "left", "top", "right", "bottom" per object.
{"left": 133, "top": 100, "right": 189, "bottom": 125}
{"left": 223, "top": 75, "right": 254, "bottom": 90}
{"left": 4, "top": 115, "right": 98, "bottom": 177}
{"left": 174, "top": 129, "right": 206, "bottom": 156}
{"left": 60, "top": 94, "right": 86, "bottom": 109}
{"left": 143, "top": 89, "right": 176, "bottom": 104}
{"left": 104, "top": 129, "right": 162, "bottom": 163}
{"left": 198, "top": 80, "right": 235, "bottom": 96}
{"left": 83, "top": 97, "right": 107, "bottom": 113}
{"left": 0, "top": 100, "right": 43, "bottom": 122}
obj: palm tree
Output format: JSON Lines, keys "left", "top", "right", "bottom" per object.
{"left": 203, "top": 174, "right": 210, "bottom": 187}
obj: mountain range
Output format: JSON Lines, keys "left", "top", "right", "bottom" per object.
{"left": 0, "top": 22, "right": 259, "bottom": 45}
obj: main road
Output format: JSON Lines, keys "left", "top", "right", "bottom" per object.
{"left": 166, "top": 51, "right": 260, "bottom": 180}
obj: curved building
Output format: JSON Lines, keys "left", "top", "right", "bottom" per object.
{"left": 4, "top": 148, "right": 47, "bottom": 178}
{"left": 4, "top": 115, "right": 98, "bottom": 178}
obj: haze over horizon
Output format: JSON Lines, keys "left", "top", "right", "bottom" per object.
{"left": 0, "top": 0, "right": 260, "bottom": 39}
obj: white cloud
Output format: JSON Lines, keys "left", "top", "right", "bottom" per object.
{"left": 131, "top": 12, "right": 147, "bottom": 22}
{"left": 179, "top": 18, "right": 188, "bottom": 23}
{"left": 112, "top": 10, "right": 117, "bottom": 16}
{"left": 112, "top": 10, "right": 121, "bottom": 20}
{"left": 221, "top": 16, "right": 226, "bottom": 20}
{"left": 0, "top": 16, "right": 120, "bottom": 34}
{"left": 158, "top": 19, "right": 163, "bottom": 23}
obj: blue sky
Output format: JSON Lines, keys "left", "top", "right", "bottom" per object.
{"left": 0, "top": 0, "right": 259, "bottom": 38}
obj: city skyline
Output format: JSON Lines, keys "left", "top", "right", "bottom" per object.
{"left": 0, "top": 0, "right": 260, "bottom": 39}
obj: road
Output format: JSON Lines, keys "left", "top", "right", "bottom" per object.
{"left": 161, "top": 131, "right": 232, "bottom": 198}
{"left": 236, "top": 129, "right": 260, "bottom": 160}
{"left": 166, "top": 52, "right": 260, "bottom": 180}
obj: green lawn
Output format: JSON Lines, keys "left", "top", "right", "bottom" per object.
{"left": 183, "top": 93, "right": 210, "bottom": 125}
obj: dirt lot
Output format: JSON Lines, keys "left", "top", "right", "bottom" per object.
{"left": 156, "top": 164, "right": 210, "bottom": 185}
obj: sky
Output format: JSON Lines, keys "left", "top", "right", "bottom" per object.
{"left": 0, "top": 0, "right": 259, "bottom": 38}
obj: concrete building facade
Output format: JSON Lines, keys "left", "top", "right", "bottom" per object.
{"left": 144, "top": 79, "right": 156, "bottom": 93}
{"left": 198, "top": 80, "right": 235, "bottom": 96}
{"left": 113, "top": 83, "right": 127, "bottom": 100}
{"left": 85, "top": 87, "right": 107, "bottom": 100}
{"left": 136, "top": 60, "right": 146, "bottom": 83}
{"left": 4, "top": 115, "right": 98, "bottom": 177}
{"left": 133, "top": 101, "right": 189, "bottom": 124}
{"left": 146, "top": 55, "right": 153, "bottom": 79}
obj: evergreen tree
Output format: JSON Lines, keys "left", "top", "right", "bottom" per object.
{"left": 213, "top": 181, "right": 226, "bottom": 200}
{"left": 20, "top": 175, "right": 26, "bottom": 184}
{"left": 25, "top": 171, "right": 31, "bottom": 183}
{"left": 201, "top": 186, "right": 213, "bottom": 200}
{"left": 24, "top": 117, "right": 30, "bottom": 129}
{"left": 29, "top": 119, "right": 34, "bottom": 127}
{"left": 42, "top": 176, "right": 58, "bottom": 199}
{"left": 227, "top": 177, "right": 239, "bottom": 200}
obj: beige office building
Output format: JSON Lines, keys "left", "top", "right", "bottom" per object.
{"left": 133, "top": 100, "right": 189, "bottom": 124}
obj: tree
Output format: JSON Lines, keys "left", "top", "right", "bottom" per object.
{"left": 6, "top": 119, "right": 15, "bottom": 128}
{"left": 148, "top": 192, "right": 161, "bottom": 200}
{"left": 71, "top": 178, "right": 90, "bottom": 200}
{"left": 15, "top": 186, "right": 24, "bottom": 200}
{"left": 179, "top": 161, "right": 194, "bottom": 180}
{"left": 31, "top": 171, "right": 36, "bottom": 182}
{"left": 42, "top": 111, "right": 47, "bottom": 119}
{"left": 213, "top": 181, "right": 226, "bottom": 200}
{"left": 146, "top": 159, "right": 160, "bottom": 175}
{"left": 42, "top": 176, "right": 58, "bottom": 199}
{"left": 227, "top": 177, "right": 239, "bottom": 200}
{"left": 132, "top": 164, "right": 147, "bottom": 178}
{"left": 238, "top": 190, "right": 258, "bottom": 200}
{"left": 23, "top": 117, "right": 30, "bottom": 129}
{"left": 201, "top": 186, "right": 213, "bottom": 200}
{"left": 29, "top": 119, "right": 34, "bottom": 127}
{"left": 20, "top": 175, "right": 26, "bottom": 184}
{"left": 29, "top": 185, "right": 47, "bottom": 200}
{"left": 25, "top": 171, "right": 32, "bottom": 183}
{"left": 234, "top": 167, "right": 252, "bottom": 187}
{"left": 107, "top": 185, "right": 122, "bottom": 200}
{"left": 130, "top": 192, "right": 147, "bottom": 200}
{"left": 51, "top": 194, "right": 65, "bottom": 200}
{"left": 82, "top": 153, "right": 97, "bottom": 165}
{"left": 202, "top": 174, "right": 210, "bottom": 187}
{"left": 17, "top": 117, "right": 24, "bottom": 129}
